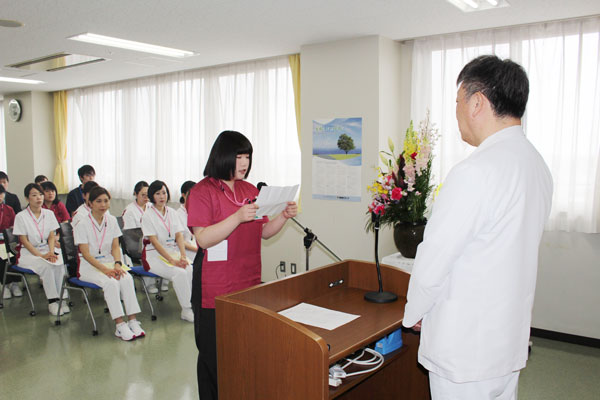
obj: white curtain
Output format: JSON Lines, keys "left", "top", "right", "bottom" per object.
{"left": 411, "top": 16, "right": 600, "bottom": 233}
{"left": 66, "top": 56, "right": 300, "bottom": 199}
{"left": 0, "top": 99, "right": 6, "bottom": 172}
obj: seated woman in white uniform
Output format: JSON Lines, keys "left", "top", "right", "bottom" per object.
{"left": 141, "top": 180, "right": 194, "bottom": 322}
{"left": 13, "top": 183, "right": 68, "bottom": 316}
{"left": 74, "top": 186, "right": 145, "bottom": 341}
{"left": 121, "top": 180, "right": 166, "bottom": 293}
{"left": 176, "top": 180, "right": 198, "bottom": 262}
{"left": 71, "top": 181, "right": 99, "bottom": 227}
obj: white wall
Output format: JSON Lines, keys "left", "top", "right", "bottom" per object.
{"left": 261, "top": 36, "right": 409, "bottom": 280}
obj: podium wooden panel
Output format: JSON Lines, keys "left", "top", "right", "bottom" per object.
{"left": 215, "top": 260, "right": 430, "bottom": 399}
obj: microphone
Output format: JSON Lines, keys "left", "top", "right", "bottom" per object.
{"left": 364, "top": 212, "right": 398, "bottom": 304}
{"left": 257, "top": 182, "right": 267, "bottom": 191}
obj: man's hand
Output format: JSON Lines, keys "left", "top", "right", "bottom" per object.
{"left": 411, "top": 319, "right": 422, "bottom": 332}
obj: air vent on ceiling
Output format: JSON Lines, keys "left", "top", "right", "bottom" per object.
{"left": 7, "top": 52, "right": 106, "bottom": 72}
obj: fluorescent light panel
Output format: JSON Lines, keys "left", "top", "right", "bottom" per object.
{"left": 0, "top": 76, "right": 44, "bottom": 84}
{"left": 446, "top": 0, "right": 509, "bottom": 12}
{"left": 68, "top": 33, "right": 195, "bottom": 58}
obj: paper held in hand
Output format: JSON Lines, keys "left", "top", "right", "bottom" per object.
{"left": 255, "top": 184, "right": 299, "bottom": 217}
{"left": 102, "top": 262, "right": 131, "bottom": 272}
{"left": 159, "top": 252, "right": 191, "bottom": 266}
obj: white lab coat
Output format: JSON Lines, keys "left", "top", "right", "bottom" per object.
{"left": 402, "top": 125, "right": 553, "bottom": 383}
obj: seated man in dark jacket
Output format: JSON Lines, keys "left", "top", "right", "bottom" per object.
{"left": 66, "top": 164, "right": 95, "bottom": 216}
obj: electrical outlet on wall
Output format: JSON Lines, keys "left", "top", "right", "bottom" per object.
{"left": 280, "top": 261, "right": 286, "bottom": 273}
{"left": 291, "top": 263, "right": 296, "bottom": 274}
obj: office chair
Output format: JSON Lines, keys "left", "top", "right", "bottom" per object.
{"left": 117, "top": 216, "right": 159, "bottom": 320}
{"left": 55, "top": 221, "right": 106, "bottom": 335}
{"left": 0, "top": 228, "right": 37, "bottom": 316}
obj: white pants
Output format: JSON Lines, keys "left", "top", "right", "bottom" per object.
{"left": 145, "top": 252, "right": 192, "bottom": 310}
{"left": 78, "top": 261, "right": 141, "bottom": 320}
{"left": 17, "top": 253, "right": 65, "bottom": 300}
{"left": 429, "top": 371, "right": 520, "bottom": 400}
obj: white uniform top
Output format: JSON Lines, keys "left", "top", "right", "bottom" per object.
{"left": 175, "top": 205, "right": 194, "bottom": 244}
{"left": 74, "top": 213, "right": 122, "bottom": 261}
{"left": 71, "top": 203, "right": 90, "bottom": 227}
{"left": 13, "top": 208, "right": 59, "bottom": 257}
{"left": 122, "top": 201, "right": 146, "bottom": 230}
{"left": 141, "top": 206, "right": 184, "bottom": 252}
{"left": 402, "top": 126, "right": 553, "bottom": 383}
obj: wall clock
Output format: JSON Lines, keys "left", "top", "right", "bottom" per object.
{"left": 8, "top": 99, "right": 22, "bottom": 122}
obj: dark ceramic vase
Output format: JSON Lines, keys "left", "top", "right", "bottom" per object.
{"left": 393, "top": 221, "right": 426, "bottom": 259}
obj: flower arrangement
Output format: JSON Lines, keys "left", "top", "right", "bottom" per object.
{"left": 367, "top": 111, "right": 438, "bottom": 230}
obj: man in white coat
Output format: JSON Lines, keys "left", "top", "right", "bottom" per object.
{"left": 402, "top": 55, "right": 553, "bottom": 399}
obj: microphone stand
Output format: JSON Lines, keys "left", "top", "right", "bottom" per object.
{"left": 364, "top": 212, "right": 398, "bottom": 303}
{"left": 290, "top": 217, "right": 341, "bottom": 272}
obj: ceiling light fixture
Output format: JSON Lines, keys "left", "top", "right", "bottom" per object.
{"left": 486, "top": 0, "right": 499, "bottom": 5}
{"left": 68, "top": 32, "right": 195, "bottom": 58}
{"left": 0, "top": 76, "right": 44, "bottom": 84}
{"left": 462, "top": 0, "right": 479, "bottom": 9}
{"left": 446, "top": 0, "right": 509, "bottom": 13}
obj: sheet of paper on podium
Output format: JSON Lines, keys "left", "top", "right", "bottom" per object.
{"left": 278, "top": 302, "right": 360, "bottom": 330}
{"left": 255, "top": 184, "right": 299, "bottom": 217}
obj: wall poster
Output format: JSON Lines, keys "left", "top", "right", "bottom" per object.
{"left": 312, "top": 117, "right": 362, "bottom": 202}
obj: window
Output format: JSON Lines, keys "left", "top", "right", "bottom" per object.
{"left": 66, "top": 56, "right": 300, "bottom": 199}
{"left": 411, "top": 16, "right": 600, "bottom": 233}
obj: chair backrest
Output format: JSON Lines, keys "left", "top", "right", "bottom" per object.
{"left": 2, "top": 228, "right": 19, "bottom": 257}
{"left": 59, "top": 222, "right": 79, "bottom": 277}
{"left": 116, "top": 215, "right": 124, "bottom": 230}
{"left": 121, "top": 228, "right": 143, "bottom": 261}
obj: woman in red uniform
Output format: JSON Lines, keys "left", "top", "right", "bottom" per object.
{"left": 187, "top": 130, "right": 297, "bottom": 399}
{"left": 41, "top": 181, "right": 70, "bottom": 223}
{"left": 0, "top": 185, "right": 17, "bottom": 299}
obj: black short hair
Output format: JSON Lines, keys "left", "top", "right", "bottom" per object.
{"left": 148, "top": 180, "right": 170, "bottom": 204}
{"left": 0, "top": 185, "right": 5, "bottom": 195}
{"left": 179, "top": 180, "right": 196, "bottom": 204}
{"left": 41, "top": 181, "right": 59, "bottom": 205}
{"left": 133, "top": 181, "right": 149, "bottom": 195}
{"left": 78, "top": 165, "right": 96, "bottom": 179}
{"left": 88, "top": 186, "right": 111, "bottom": 203}
{"left": 34, "top": 175, "right": 48, "bottom": 184}
{"left": 203, "top": 131, "right": 253, "bottom": 180}
{"left": 24, "top": 183, "right": 43, "bottom": 198}
{"left": 0, "top": 171, "right": 8, "bottom": 181}
{"left": 457, "top": 55, "right": 529, "bottom": 119}
{"left": 82, "top": 180, "right": 99, "bottom": 195}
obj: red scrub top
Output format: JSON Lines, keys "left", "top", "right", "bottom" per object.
{"left": 187, "top": 177, "right": 267, "bottom": 308}
{"left": 0, "top": 203, "right": 16, "bottom": 232}
{"left": 43, "top": 202, "right": 70, "bottom": 223}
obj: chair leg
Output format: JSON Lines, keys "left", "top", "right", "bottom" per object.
{"left": 80, "top": 288, "right": 98, "bottom": 336}
{"left": 138, "top": 275, "right": 156, "bottom": 321}
{"left": 0, "top": 260, "right": 8, "bottom": 309}
{"left": 20, "top": 274, "right": 36, "bottom": 316}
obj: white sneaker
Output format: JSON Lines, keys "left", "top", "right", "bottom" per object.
{"left": 160, "top": 280, "right": 169, "bottom": 292}
{"left": 48, "top": 302, "right": 65, "bottom": 316}
{"left": 181, "top": 308, "right": 194, "bottom": 322}
{"left": 115, "top": 322, "right": 135, "bottom": 341}
{"left": 10, "top": 283, "right": 23, "bottom": 297}
{"left": 127, "top": 319, "right": 145, "bottom": 338}
{"left": 61, "top": 300, "right": 70, "bottom": 314}
{"left": 147, "top": 284, "right": 158, "bottom": 294}
{"left": 2, "top": 285, "right": 11, "bottom": 299}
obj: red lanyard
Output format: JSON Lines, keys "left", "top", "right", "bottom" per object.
{"left": 152, "top": 206, "right": 172, "bottom": 237}
{"left": 26, "top": 207, "right": 46, "bottom": 244}
{"left": 88, "top": 213, "right": 108, "bottom": 254}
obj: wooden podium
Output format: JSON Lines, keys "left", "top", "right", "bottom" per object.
{"left": 215, "top": 260, "right": 430, "bottom": 399}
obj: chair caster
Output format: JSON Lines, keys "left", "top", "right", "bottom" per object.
{"left": 104, "top": 308, "right": 109, "bottom": 313}
{"left": 55, "top": 320, "right": 61, "bottom": 326}
{"left": 151, "top": 315, "right": 157, "bottom": 321}
{"left": 92, "top": 330, "right": 98, "bottom": 336}
{"left": 68, "top": 301, "right": 74, "bottom": 307}
{"left": 0, "top": 303, "right": 3, "bottom": 309}
{"left": 30, "top": 310, "right": 36, "bottom": 316}
{"left": 156, "top": 295, "right": 163, "bottom": 301}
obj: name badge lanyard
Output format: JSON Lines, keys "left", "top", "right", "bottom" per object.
{"left": 152, "top": 206, "right": 172, "bottom": 238}
{"left": 26, "top": 207, "right": 46, "bottom": 244}
{"left": 88, "top": 213, "right": 108, "bottom": 255}
{"left": 134, "top": 202, "right": 145, "bottom": 223}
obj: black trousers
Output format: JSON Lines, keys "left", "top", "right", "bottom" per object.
{"left": 192, "top": 250, "right": 218, "bottom": 400}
